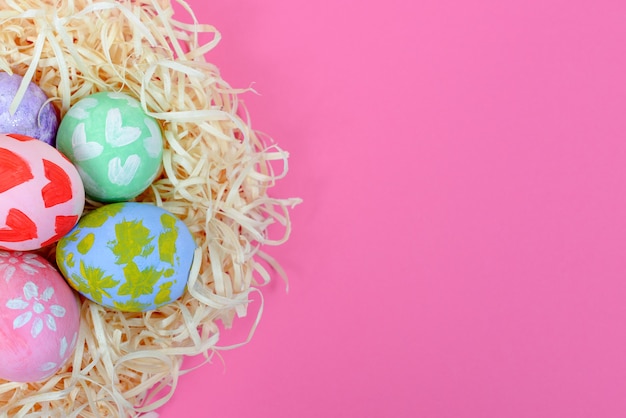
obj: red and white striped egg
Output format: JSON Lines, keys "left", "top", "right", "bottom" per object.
{"left": 0, "top": 134, "right": 84, "bottom": 250}
{"left": 0, "top": 251, "right": 80, "bottom": 382}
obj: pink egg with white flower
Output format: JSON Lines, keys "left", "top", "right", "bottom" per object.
{"left": 0, "top": 251, "right": 80, "bottom": 382}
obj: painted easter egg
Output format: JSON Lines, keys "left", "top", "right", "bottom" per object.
{"left": 56, "top": 202, "right": 196, "bottom": 312}
{"left": 0, "top": 251, "right": 80, "bottom": 382}
{"left": 0, "top": 134, "right": 85, "bottom": 251}
{"left": 0, "top": 72, "right": 60, "bottom": 145}
{"left": 55, "top": 92, "right": 163, "bottom": 202}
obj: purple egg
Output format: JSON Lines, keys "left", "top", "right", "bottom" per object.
{"left": 0, "top": 73, "right": 59, "bottom": 146}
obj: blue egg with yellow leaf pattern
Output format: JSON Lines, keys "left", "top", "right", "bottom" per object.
{"left": 55, "top": 202, "right": 197, "bottom": 312}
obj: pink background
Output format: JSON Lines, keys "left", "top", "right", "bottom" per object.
{"left": 159, "top": 1, "right": 626, "bottom": 417}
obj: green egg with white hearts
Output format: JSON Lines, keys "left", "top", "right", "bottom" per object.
{"left": 55, "top": 202, "right": 197, "bottom": 312}
{"left": 56, "top": 92, "right": 163, "bottom": 202}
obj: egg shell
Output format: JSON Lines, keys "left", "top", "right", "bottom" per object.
{"left": 56, "top": 202, "right": 197, "bottom": 312}
{"left": 0, "top": 134, "right": 85, "bottom": 251}
{"left": 0, "top": 251, "right": 80, "bottom": 382}
{"left": 55, "top": 92, "right": 163, "bottom": 202}
{"left": 0, "top": 73, "right": 60, "bottom": 145}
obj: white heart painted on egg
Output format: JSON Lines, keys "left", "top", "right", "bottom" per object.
{"left": 143, "top": 117, "right": 162, "bottom": 158}
{"left": 66, "top": 97, "right": 98, "bottom": 120}
{"left": 71, "top": 123, "right": 103, "bottom": 161}
{"left": 105, "top": 108, "right": 141, "bottom": 147}
{"left": 108, "top": 154, "right": 141, "bottom": 186}
{"left": 107, "top": 92, "right": 140, "bottom": 108}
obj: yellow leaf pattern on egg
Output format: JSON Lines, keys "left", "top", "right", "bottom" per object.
{"left": 77, "top": 233, "right": 95, "bottom": 254}
{"left": 113, "top": 299, "right": 150, "bottom": 312}
{"left": 79, "top": 204, "right": 124, "bottom": 228}
{"left": 118, "top": 262, "right": 162, "bottom": 299}
{"left": 56, "top": 244, "right": 75, "bottom": 270}
{"left": 72, "top": 260, "right": 119, "bottom": 304}
{"left": 66, "top": 252, "right": 75, "bottom": 268}
{"left": 154, "top": 281, "right": 173, "bottom": 306}
{"left": 65, "top": 229, "right": 81, "bottom": 242}
{"left": 69, "top": 271, "right": 90, "bottom": 298}
{"left": 57, "top": 205, "right": 188, "bottom": 311}
{"left": 110, "top": 220, "right": 153, "bottom": 264}
{"left": 158, "top": 214, "right": 177, "bottom": 265}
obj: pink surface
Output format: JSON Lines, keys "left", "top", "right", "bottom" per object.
{"left": 159, "top": 1, "right": 626, "bottom": 417}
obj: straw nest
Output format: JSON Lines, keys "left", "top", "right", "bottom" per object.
{"left": 0, "top": 0, "right": 299, "bottom": 416}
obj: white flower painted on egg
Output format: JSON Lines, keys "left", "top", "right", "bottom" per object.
{"left": 0, "top": 251, "right": 47, "bottom": 283}
{"left": 5, "top": 281, "right": 67, "bottom": 338}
